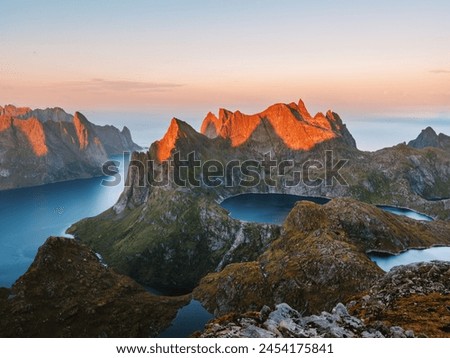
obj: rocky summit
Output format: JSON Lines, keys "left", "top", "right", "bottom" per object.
{"left": 0, "top": 237, "right": 189, "bottom": 338}
{"left": 69, "top": 99, "right": 450, "bottom": 296}
{"left": 0, "top": 105, "right": 141, "bottom": 190}
{"left": 200, "top": 99, "right": 356, "bottom": 150}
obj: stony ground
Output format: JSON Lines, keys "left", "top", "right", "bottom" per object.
{"left": 197, "top": 261, "right": 450, "bottom": 338}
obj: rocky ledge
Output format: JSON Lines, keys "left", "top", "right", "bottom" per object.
{"left": 197, "top": 303, "right": 413, "bottom": 338}
{"left": 0, "top": 237, "right": 189, "bottom": 337}
{"left": 197, "top": 261, "right": 450, "bottom": 338}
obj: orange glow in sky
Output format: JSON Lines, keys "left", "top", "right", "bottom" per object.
{"left": 1, "top": 0, "right": 450, "bottom": 119}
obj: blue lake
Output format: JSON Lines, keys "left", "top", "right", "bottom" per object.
{"left": 377, "top": 205, "right": 433, "bottom": 221}
{"left": 369, "top": 247, "right": 450, "bottom": 272}
{"left": 220, "top": 193, "right": 449, "bottom": 270}
{"left": 220, "top": 193, "right": 330, "bottom": 225}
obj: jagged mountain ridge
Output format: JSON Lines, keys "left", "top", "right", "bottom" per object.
{"left": 0, "top": 105, "right": 141, "bottom": 190}
{"left": 151, "top": 100, "right": 356, "bottom": 162}
{"left": 200, "top": 99, "right": 356, "bottom": 150}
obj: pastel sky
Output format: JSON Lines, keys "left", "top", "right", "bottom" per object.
{"left": 1, "top": 0, "right": 450, "bottom": 122}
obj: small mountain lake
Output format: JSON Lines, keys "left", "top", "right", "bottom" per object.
{"left": 220, "top": 193, "right": 330, "bottom": 224}
{"left": 220, "top": 193, "right": 449, "bottom": 271}
{"left": 220, "top": 193, "right": 434, "bottom": 224}
{"left": 376, "top": 205, "right": 433, "bottom": 221}
{"left": 369, "top": 247, "right": 450, "bottom": 272}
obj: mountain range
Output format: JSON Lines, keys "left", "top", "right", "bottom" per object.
{"left": 1, "top": 98, "right": 450, "bottom": 337}
{"left": 68, "top": 99, "right": 450, "bottom": 294}
{"left": 0, "top": 105, "right": 141, "bottom": 190}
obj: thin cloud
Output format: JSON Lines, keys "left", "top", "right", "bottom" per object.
{"left": 50, "top": 78, "right": 184, "bottom": 93}
{"left": 429, "top": 69, "right": 450, "bottom": 74}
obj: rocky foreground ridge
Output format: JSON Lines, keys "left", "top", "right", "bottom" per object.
{"left": 69, "top": 99, "right": 450, "bottom": 295}
{"left": 197, "top": 262, "right": 449, "bottom": 338}
{"left": 0, "top": 105, "right": 141, "bottom": 190}
{"left": 0, "top": 237, "right": 189, "bottom": 337}
{"left": 1, "top": 236, "right": 448, "bottom": 338}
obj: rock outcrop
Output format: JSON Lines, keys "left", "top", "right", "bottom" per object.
{"left": 197, "top": 262, "right": 450, "bottom": 338}
{"left": 69, "top": 190, "right": 281, "bottom": 293}
{"left": 193, "top": 199, "right": 450, "bottom": 316}
{"left": 408, "top": 127, "right": 450, "bottom": 151}
{"left": 0, "top": 237, "right": 189, "bottom": 337}
{"left": 196, "top": 302, "right": 413, "bottom": 338}
{"left": 0, "top": 105, "right": 141, "bottom": 190}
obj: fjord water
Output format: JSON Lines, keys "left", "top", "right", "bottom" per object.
{"left": 220, "top": 193, "right": 449, "bottom": 270}
{"left": 0, "top": 156, "right": 126, "bottom": 288}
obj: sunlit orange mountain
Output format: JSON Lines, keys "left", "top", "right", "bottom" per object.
{"left": 154, "top": 99, "right": 356, "bottom": 161}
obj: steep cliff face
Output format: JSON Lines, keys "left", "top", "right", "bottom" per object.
{"left": 0, "top": 237, "right": 189, "bottom": 338}
{"left": 0, "top": 105, "right": 141, "bottom": 190}
{"left": 193, "top": 199, "right": 450, "bottom": 316}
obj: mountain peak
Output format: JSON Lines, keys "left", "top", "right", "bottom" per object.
{"left": 200, "top": 99, "right": 356, "bottom": 149}
{"left": 297, "top": 99, "right": 312, "bottom": 119}
{"left": 0, "top": 104, "right": 32, "bottom": 118}
{"left": 154, "top": 118, "right": 198, "bottom": 161}
{"left": 201, "top": 112, "right": 221, "bottom": 138}
{"left": 408, "top": 127, "right": 440, "bottom": 149}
